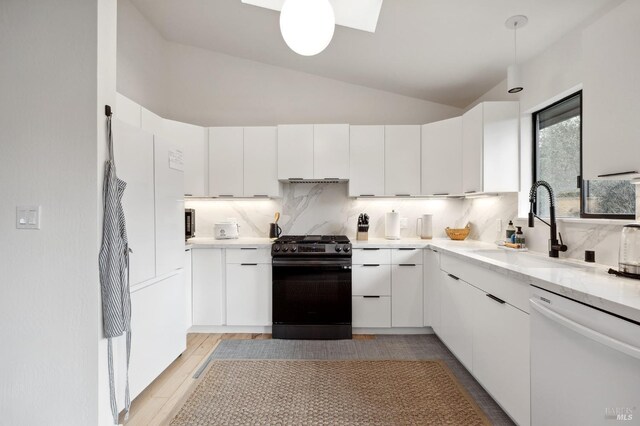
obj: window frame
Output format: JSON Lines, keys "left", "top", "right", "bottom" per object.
{"left": 532, "top": 90, "right": 635, "bottom": 220}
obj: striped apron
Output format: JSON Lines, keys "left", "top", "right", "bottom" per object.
{"left": 99, "top": 115, "right": 132, "bottom": 425}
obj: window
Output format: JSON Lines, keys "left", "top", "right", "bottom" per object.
{"left": 533, "top": 92, "right": 635, "bottom": 219}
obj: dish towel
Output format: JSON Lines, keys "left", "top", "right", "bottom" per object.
{"left": 99, "top": 114, "right": 132, "bottom": 425}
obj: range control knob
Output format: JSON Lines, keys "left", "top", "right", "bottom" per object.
{"left": 335, "top": 245, "right": 342, "bottom": 252}
{"left": 273, "top": 245, "right": 280, "bottom": 252}
{"left": 282, "top": 246, "right": 289, "bottom": 252}
{"left": 291, "top": 245, "right": 297, "bottom": 252}
{"left": 343, "top": 245, "right": 351, "bottom": 253}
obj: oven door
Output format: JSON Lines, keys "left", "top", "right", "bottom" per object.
{"left": 272, "top": 258, "right": 352, "bottom": 325}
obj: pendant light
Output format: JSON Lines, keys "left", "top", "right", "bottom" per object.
{"left": 280, "top": 0, "right": 335, "bottom": 56}
{"left": 505, "top": 15, "right": 528, "bottom": 93}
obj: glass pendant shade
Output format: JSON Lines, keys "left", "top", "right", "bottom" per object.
{"left": 280, "top": 0, "right": 335, "bottom": 56}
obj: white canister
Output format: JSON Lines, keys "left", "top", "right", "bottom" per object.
{"left": 385, "top": 210, "right": 401, "bottom": 240}
{"left": 417, "top": 214, "right": 433, "bottom": 239}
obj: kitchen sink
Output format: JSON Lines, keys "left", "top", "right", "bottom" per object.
{"left": 469, "top": 249, "right": 587, "bottom": 269}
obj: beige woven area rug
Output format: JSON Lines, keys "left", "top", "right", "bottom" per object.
{"left": 168, "top": 359, "right": 491, "bottom": 425}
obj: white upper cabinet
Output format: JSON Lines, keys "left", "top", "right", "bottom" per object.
{"left": 421, "top": 117, "right": 462, "bottom": 196}
{"left": 115, "top": 93, "right": 141, "bottom": 128}
{"left": 164, "top": 119, "right": 208, "bottom": 197}
{"left": 244, "top": 126, "right": 280, "bottom": 197}
{"left": 582, "top": 1, "right": 640, "bottom": 180}
{"left": 462, "top": 102, "right": 519, "bottom": 194}
{"left": 313, "top": 124, "right": 349, "bottom": 179}
{"left": 209, "top": 127, "right": 244, "bottom": 197}
{"left": 278, "top": 124, "right": 314, "bottom": 180}
{"left": 384, "top": 125, "right": 421, "bottom": 196}
{"left": 349, "top": 126, "right": 385, "bottom": 197}
{"left": 154, "top": 135, "right": 185, "bottom": 276}
{"left": 462, "top": 105, "right": 484, "bottom": 194}
{"left": 113, "top": 120, "right": 156, "bottom": 285}
{"left": 141, "top": 107, "right": 164, "bottom": 136}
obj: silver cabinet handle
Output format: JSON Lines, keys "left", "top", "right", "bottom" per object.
{"left": 597, "top": 171, "right": 638, "bottom": 178}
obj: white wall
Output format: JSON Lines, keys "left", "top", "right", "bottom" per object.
{"left": 117, "top": 0, "right": 168, "bottom": 117}
{"left": 462, "top": 0, "right": 638, "bottom": 265}
{"left": 116, "top": 0, "right": 462, "bottom": 126}
{"left": 164, "top": 43, "right": 462, "bottom": 126}
{"left": 0, "top": 0, "right": 112, "bottom": 424}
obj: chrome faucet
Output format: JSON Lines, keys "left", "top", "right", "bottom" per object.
{"left": 528, "top": 181, "right": 568, "bottom": 258}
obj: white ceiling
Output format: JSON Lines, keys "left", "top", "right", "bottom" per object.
{"left": 129, "top": 0, "right": 616, "bottom": 108}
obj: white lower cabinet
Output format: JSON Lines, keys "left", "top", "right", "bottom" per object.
{"left": 124, "top": 272, "right": 186, "bottom": 402}
{"left": 352, "top": 264, "right": 391, "bottom": 296}
{"left": 439, "top": 271, "right": 477, "bottom": 370}
{"left": 226, "top": 263, "right": 272, "bottom": 326}
{"left": 192, "top": 249, "right": 224, "bottom": 326}
{"left": 473, "top": 290, "right": 530, "bottom": 426}
{"left": 437, "top": 253, "right": 530, "bottom": 426}
{"left": 184, "top": 249, "right": 192, "bottom": 329}
{"left": 391, "top": 264, "right": 423, "bottom": 327}
{"left": 352, "top": 296, "right": 391, "bottom": 328}
{"left": 423, "top": 248, "right": 441, "bottom": 330}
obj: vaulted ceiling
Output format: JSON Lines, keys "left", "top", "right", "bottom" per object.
{"left": 129, "top": 0, "right": 616, "bottom": 108}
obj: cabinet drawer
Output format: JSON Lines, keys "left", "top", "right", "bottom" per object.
{"left": 352, "top": 296, "right": 391, "bottom": 328}
{"left": 440, "top": 254, "right": 529, "bottom": 313}
{"left": 391, "top": 248, "right": 423, "bottom": 265}
{"left": 225, "top": 247, "right": 271, "bottom": 264}
{"left": 352, "top": 248, "right": 391, "bottom": 265}
{"left": 352, "top": 264, "right": 391, "bottom": 296}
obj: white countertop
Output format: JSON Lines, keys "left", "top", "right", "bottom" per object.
{"left": 187, "top": 237, "right": 273, "bottom": 248}
{"left": 426, "top": 239, "right": 640, "bottom": 324}
{"left": 187, "top": 236, "right": 640, "bottom": 323}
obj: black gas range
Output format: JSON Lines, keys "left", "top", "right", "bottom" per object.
{"left": 272, "top": 235, "right": 352, "bottom": 340}
{"left": 271, "top": 235, "right": 352, "bottom": 257}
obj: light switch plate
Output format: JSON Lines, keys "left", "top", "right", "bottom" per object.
{"left": 400, "top": 217, "right": 408, "bottom": 229}
{"left": 16, "top": 206, "right": 41, "bottom": 230}
{"left": 496, "top": 219, "right": 502, "bottom": 232}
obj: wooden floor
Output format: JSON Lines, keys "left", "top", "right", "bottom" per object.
{"left": 122, "top": 333, "right": 374, "bottom": 425}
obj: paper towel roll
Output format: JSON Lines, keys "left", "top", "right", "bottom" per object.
{"left": 385, "top": 210, "right": 400, "bottom": 240}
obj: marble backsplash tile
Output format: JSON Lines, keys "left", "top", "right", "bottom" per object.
{"left": 186, "top": 183, "right": 464, "bottom": 240}
{"left": 187, "top": 184, "right": 635, "bottom": 267}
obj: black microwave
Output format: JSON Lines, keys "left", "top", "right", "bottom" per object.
{"left": 185, "top": 209, "right": 195, "bottom": 239}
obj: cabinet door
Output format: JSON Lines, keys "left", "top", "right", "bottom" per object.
{"left": 126, "top": 273, "right": 186, "bottom": 400}
{"left": 391, "top": 264, "right": 423, "bottom": 327}
{"left": 164, "top": 119, "right": 208, "bottom": 197}
{"left": 184, "top": 249, "right": 192, "bottom": 329}
{"left": 209, "top": 127, "right": 244, "bottom": 197}
{"left": 423, "top": 248, "right": 441, "bottom": 329}
{"left": 352, "top": 296, "right": 391, "bottom": 328}
{"left": 154, "top": 135, "right": 185, "bottom": 276}
{"left": 278, "top": 124, "right": 314, "bottom": 180}
{"left": 384, "top": 125, "right": 421, "bottom": 196}
{"left": 349, "top": 126, "right": 385, "bottom": 197}
{"left": 243, "top": 127, "right": 280, "bottom": 197}
{"left": 421, "top": 117, "right": 462, "bottom": 195}
{"left": 473, "top": 290, "right": 530, "bottom": 426}
{"left": 115, "top": 93, "right": 141, "bottom": 128}
{"left": 582, "top": 1, "right": 640, "bottom": 180}
{"left": 462, "top": 104, "right": 483, "bottom": 194}
{"left": 483, "top": 102, "right": 519, "bottom": 193}
{"left": 192, "top": 249, "right": 224, "bottom": 326}
{"left": 226, "top": 264, "right": 272, "bottom": 326}
{"left": 439, "top": 271, "right": 477, "bottom": 370}
{"left": 314, "top": 124, "right": 349, "bottom": 179}
{"left": 352, "top": 264, "right": 391, "bottom": 296}
{"left": 141, "top": 107, "right": 164, "bottom": 136}
{"left": 113, "top": 120, "right": 156, "bottom": 285}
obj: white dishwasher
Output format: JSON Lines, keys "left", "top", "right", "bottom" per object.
{"left": 530, "top": 286, "right": 640, "bottom": 426}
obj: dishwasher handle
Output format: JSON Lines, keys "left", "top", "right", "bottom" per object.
{"left": 530, "top": 299, "right": 640, "bottom": 360}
